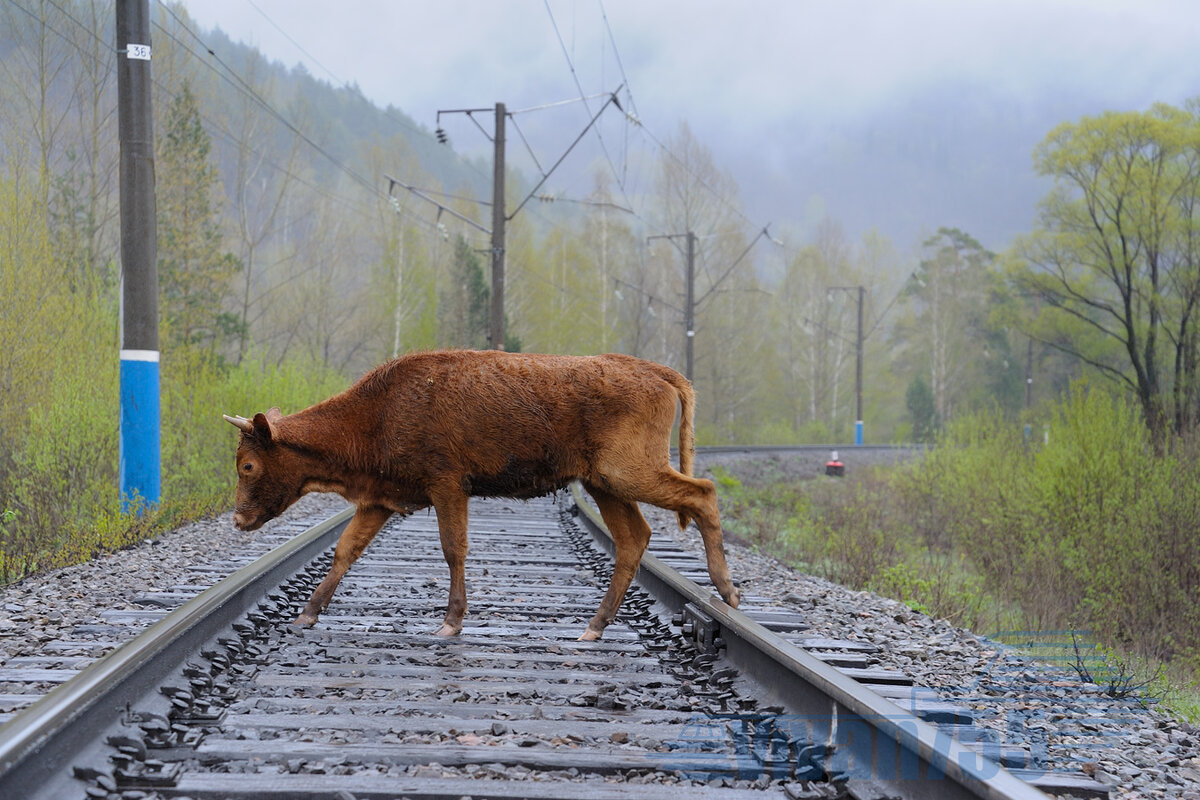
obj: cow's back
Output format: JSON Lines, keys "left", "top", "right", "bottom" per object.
{"left": 367, "top": 351, "right": 681, "bottom": 497}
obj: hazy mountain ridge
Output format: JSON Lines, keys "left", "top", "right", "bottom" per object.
{"left": 745, "top": 78, "right": 1176, "bottom": 252}
{"left": 192, "top": 27, "right": 1084, "bottom": 253}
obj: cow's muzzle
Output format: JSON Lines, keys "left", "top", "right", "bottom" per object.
{"left": 233, "top": 511, "right": 263, "bottom": 531}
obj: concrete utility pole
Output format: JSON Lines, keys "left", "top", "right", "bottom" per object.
{"left": 684, "top": 231, "right": 696, "bottom": 382}
{"left": 855, "top": 284, "right": 864, "bottom": 445}
{"left": 420, "top": 91, "right": 620, "bottom": 352}
{"left": 490, "top": 102, "right": 506, "bottom": 350}
{"left": 116, "top": 0, "right": 160, "bottom": 510}
{"left": 831, "top": 285, "right": 865, "bottom": 445}
{"left": 647, "top": 231, "right": 697, "bottom": 382}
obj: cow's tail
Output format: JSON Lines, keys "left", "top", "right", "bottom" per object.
{"left": 672, "top": 371, "right": 697, "bottom": 530}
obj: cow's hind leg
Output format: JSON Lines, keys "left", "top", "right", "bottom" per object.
{"left": 431, "top": 487, "right": 470, "bottom": 636}
{"left": 296, "top": 505, "right": 393, "bottom": 626}
{"left": 630, "top": 470, "right": 740, "bottom": 609}
{"left": 581, "top": 486, "right": 653, "bottom": 641}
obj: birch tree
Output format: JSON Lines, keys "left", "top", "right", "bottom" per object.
{"left": 1013, "top": 103, "right": 1200, "bottom": 439}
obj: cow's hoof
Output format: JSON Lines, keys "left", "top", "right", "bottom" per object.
{"left": 293, "top": 613, "right": 318, "bottom": 627}
{"left": 725, "top": 588, "right": 741, "bottom": 609}
{"left": 434, "top": 623, "right": 461, "bottom": 637}
{"left": 577, "top": 627, "right": 603, "bottom": 642}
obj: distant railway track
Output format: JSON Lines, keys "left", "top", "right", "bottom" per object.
{"left": 0, "top": 483, "right": 1109, "bottom": 799}
{"left": 695, "top": 444, "right": 922, "bottom": 454}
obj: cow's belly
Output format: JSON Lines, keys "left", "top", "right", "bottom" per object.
{"left": 461, "top": 455, "right": 575, "bottom": 499}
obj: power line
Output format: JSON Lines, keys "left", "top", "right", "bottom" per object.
{"left": 246, "top": 0, "right": 342, "bottom": 86}
{"left": 597, "top": 0, "right": 638, "bottom": 119}
{"left": 164, "top": 6, "right": 495, "bottom": 247}
{"left": 386, "top": 176, "right": 491, "bottom": 236}
{"left": 13, "top": 0, "right": 380, "bottom": 225}
{"left": 544, "top": 0, "right": 635, "bottom": 209}
{"left": 156, "top": 2, "right": 382, "bottom": 202}
{"left": 551, "top": 0, "right": 766, "bottom": 250}
{"left": 509, "top": 90, "right": 623, "bottom": 220}
{"left": 510, "top": 92, "right": 613, "bottom": 114}
{"left": 243, "top": 0, "right": 450, "bottom": 154}
{"left": 41, "top": 0, "right": 451, "bottom": 241}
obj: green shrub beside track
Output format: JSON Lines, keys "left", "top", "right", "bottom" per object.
{"left": 711, "top": 385, "right": 1200, "bottom": 722}
{"left": 0, "top": 343, "right": 344, "bottom": 583}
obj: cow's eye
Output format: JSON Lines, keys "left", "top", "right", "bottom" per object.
{"left": 242, "top": 463, "right": 254, "bottom": 473}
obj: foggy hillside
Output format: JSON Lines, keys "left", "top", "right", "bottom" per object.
{"left": 198, "top": 30, "right": 1088, "bottom": 255}
{"left": 740, "top": 78, "right": 1135, "bottom": 252}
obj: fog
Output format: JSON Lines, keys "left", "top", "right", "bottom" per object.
{"left": 182, "top": 0, "right": 1200, "bottom": 250}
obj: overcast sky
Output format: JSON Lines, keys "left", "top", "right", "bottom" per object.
{"left": 177, "top": 1, "right": 1200, "bottom": 247}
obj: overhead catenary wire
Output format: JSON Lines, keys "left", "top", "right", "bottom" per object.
{"left": 217, "top": 1, "right": 781, "bottom": 310}
{"left": 536, "top": 0, "right": 776, "bottom": 266}
{"left": 543, "top": 0, "right": 641, "bottom": 216}
{"left": 37, "top": 0, "right": 774, "bottom": 257}
{"left": 12, "top": 0, "right": 604, "bottom": 332}
{"left": 7, "top": 0, "right": 401, "bottom": 231}
{"left": 155, "top": 5, "right": 472, "bottom": 241}
{"left": 246, "top": 0, "right": 341, "bottom": 86}
{"left": 386, "top": 176, "right": 491, "bottom": 236}
{"left": 157, "top": 3, "right": 384, "bottom": 200}
{"left": 509, "top": 92, "right": 614, "bottom": 115}
{"left": 508, "top": 89, "right": 623, "bottom": 220}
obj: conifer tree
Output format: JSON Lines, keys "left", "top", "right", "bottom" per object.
{"left": 439, "top": 235, "right": 490, "bottom": 349}
{"left": 157, "top": 81, "right": 241, "bottom": 353}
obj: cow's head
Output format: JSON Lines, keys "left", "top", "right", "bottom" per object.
{"left": 224, "top": 408, "right": 297, "bottom": 531}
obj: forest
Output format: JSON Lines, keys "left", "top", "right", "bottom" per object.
{"left": 2, "top": 1, "right": 1199, "bottom": 713}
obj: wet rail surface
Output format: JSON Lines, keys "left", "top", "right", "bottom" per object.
{"left": 0, "top": 492, "right": 1111, "bottom": 800}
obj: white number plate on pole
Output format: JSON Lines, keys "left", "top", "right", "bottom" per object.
{"left": 126, "top": 43, "right": 151, "bottom": 60}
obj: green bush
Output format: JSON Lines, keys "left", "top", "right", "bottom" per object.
{"left": 891, "top": 383, "right": 1200, "bottom": 666}
{"left": 712, "top": 384, "right": 1200, "bottom": 714}
{"left": 160, "top": 348, "right": 349, "bottom": 504}
{"left": 1, "top": 340, "right": 349, "bottom": 583}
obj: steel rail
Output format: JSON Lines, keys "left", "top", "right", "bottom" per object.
{"left": 569, "top": 482, "right": 1047, "bottom": 800}
{"left": 0, "top": 507, "right": 355, "bottom": 800}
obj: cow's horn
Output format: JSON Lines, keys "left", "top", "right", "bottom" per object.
{"left": 223, "top": 414, "right": 254, "bottom": 432}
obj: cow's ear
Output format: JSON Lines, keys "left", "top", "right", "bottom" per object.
{"left": 251, "top": 412, "right": 274, "bottom": 443}
{"left": 265, "top": 407, "right": 283, "bottom": 423}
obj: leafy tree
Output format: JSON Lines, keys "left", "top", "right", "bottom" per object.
{"left": 511, "top": 173, "right": 636, "bottom": 355}
{"left": 905, "top": 375, "right": 938, "bottom": 442}
{"left": 898, "top": 227, "right": 997, "bottom": 421}
{"left": 1012, "top": 103, "right": 1200, "bottom": 440}
{"left": 221, "top": 52, "right": 301, "bottom": 364}
{"left": 651, "top": 122, "right": 760, "bottom": 434}
{"left": 157, "top": 81, "right": 241, "bottom": 352}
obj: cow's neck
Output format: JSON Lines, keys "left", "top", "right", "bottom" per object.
{"left": 277, "top": 397, "right": 378, "bottom": 497}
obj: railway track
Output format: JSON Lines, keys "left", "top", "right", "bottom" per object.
{"left": 0, "top": 487, "right": 1111, "bottom": 800}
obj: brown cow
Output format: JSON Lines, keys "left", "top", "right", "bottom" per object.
{"left": 224, "top": 350, "right": 739, "bottom": 640}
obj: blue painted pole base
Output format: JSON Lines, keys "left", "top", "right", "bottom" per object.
{"left": 855, "top": 420, "right": 864, "bottom": 446}
{"left": 120, "top": 350, "right": 161, "bottom": 513}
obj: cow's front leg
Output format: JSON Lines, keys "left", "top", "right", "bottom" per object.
{"left": 431, "top": 487, "right": 470, "bottom": 636}
{"left": 296, "top": 505, "right": 392, "bottom": 626}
